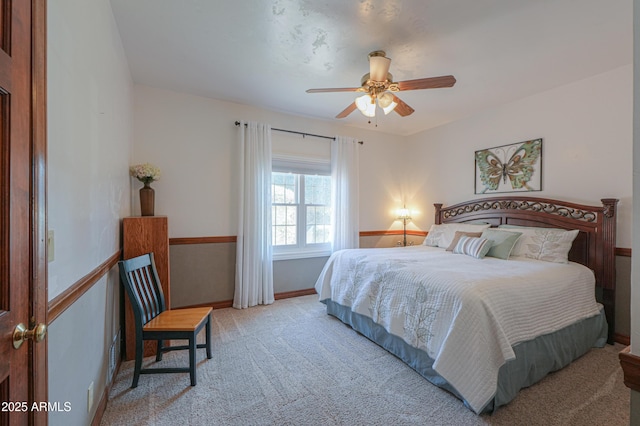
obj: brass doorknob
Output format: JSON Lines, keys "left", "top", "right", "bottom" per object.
{"left": 13, "top": 322, "right": 47, "bottom": 349}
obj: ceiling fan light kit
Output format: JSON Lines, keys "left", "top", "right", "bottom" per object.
{"left": 355, "top": 92, "right": 397, "bottom": 117}
{"left": 377, "top": 92, "right": 398, "bottom": 115}
{"left": 306, "top": 50, "right": 456, "bottom": 120}
{"left": 355, "top": 94, "right": 376, "bottom": 117}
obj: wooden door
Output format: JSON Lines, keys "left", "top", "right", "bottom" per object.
{"left": 0, "top": 1, "right": 47, "bottom": 425}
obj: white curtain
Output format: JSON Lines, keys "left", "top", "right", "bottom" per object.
{"left": 331, "top": 135, "right": 360, "bottom": 252}
{"left": 234, "top": 121, "right": 274, "bottom": 309}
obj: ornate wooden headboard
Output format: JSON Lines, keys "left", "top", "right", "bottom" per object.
{"left": 434, "top": 196, "right": 618, "bottom": 343}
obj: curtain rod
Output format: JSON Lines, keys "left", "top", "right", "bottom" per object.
{"left": 234, "top": 121, "right": 364, "bottom": 145}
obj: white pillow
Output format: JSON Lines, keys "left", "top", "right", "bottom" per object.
{"left": 498, "top": 225, "right": 579, "bottom": 263}
{"left": 424, "top": 223, "right": 491, "bottom": 249}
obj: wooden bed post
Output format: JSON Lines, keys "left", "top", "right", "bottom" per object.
{"left": 434, "top": 203, "right": 443, "bottom": 225}
{"left": 601, "top": 198, "right": 618, "bottom": 344}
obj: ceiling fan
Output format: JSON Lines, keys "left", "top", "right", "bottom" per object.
{"left": 306, "top": 50, "right": 456, "bottom": 119}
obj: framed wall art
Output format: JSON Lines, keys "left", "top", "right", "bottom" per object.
{"left": 474, "top": 138, "right": 542, "bottom": 194}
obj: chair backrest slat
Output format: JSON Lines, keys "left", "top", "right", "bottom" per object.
{"left": 136, "top": 268, "right": 154, "bottom": 323}
{"left": 125, "top": 270, "right": 146, "bottom": 321}
{"left": 141, "top": 265, "right": 161, "bottom": 317}
{"left": 118, "top": 253, "right": 167, "bottom": 327}
{"left": 136, "top": 268, "right": 154, "bottom": 322}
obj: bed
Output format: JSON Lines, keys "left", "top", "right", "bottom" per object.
{"left": 314, "top": 196, "right": 618, "bottom": 414}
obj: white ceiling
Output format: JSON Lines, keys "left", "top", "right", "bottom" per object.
{"left": 109, "top": 0, "right": 631, "bottom": 136}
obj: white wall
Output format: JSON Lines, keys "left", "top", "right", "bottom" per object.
{"left": 47, "top": 0, "right": 133, "bottom": 424}
{"left": 404, "top": 65, "right": 632, "bottom": 247}
{"left": 133, "top": 85, "right": 407, "bottom": 237}
{"left": 48, "top": 0, "right": 133, "bottom": 299}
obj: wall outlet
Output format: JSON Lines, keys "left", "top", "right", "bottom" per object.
{"left": 87, "top": 381, "right": 94, "bottom": 413}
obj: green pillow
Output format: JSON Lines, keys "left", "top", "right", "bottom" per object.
{"left": 481, "top": 229, "right": 522, "bottom": 260}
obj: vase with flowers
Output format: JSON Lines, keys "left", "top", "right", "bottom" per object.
{"left": 130, "top": 163, "right": 161, "bottom": 216}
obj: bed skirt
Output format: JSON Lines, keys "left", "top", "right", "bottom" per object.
{"left": 322, "top": 299, "right": 608, "bottom": 413}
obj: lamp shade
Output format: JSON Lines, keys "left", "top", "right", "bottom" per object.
{"left": 377, "top": 92, "right": 393, "bottom": 108}
{"left": 382, "top": 102, "right": 397, "bottom": 115}
{"left": 397, "top": 208, "right": 411, "bottom": 220}
{"left": 355, "top": 94, "right": 376, "bottom": 117}
{"left": 378, "top": 92, "right": 398, "bottom": 115}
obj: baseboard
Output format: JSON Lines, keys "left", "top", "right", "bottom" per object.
{"left": 620, "top": 346, "right": 640, "bottom": 392}
{"left": 90, "top": 354, "right": 122, "bottom": 426}
{"left": 614, "top": 333, "right": 630, "bottom": 346}
{"left": 177, "top": 288, "right": 317, "bottom": 310}
{"left": 274, "top": 288, "right": 317, "bottom": 299}
{"left": 177, "top": 299, "right": 234, "bottom": 309}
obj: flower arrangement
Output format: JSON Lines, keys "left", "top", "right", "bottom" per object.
{"left": 129, "top": 163, "right": 161, "bottom": 185}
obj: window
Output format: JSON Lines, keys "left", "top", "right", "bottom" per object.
{"left": 272, "top": 171, "right": 331, "bottom": 259}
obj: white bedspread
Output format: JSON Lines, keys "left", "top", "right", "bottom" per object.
{"left": 314, "top": 246, "right": 601, "bottom": 413}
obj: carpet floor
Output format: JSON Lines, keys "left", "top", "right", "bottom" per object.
{"left": 101, "top": 295, "right": 629, "bottom": 425}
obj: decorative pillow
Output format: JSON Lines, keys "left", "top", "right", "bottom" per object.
{"left": 423, "top": 224, "right": 446, "bottom": 247}
{"left": 452, "top": 236, "right": 492, "bottom": 259}
{"left": 498, "top": 225, "right": 579, "bottom": 263}
{"left": 446, "top": 231, "right": 483, "bottom": 251}
{"left": 480, "top": 229, "right": 522, "bottom": 260}
{"left": 424, "top": 223, "right": 491, "bottom": 248}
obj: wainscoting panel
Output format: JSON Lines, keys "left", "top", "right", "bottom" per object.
{"left": 167, "top": 234, "right": 631, "bottom": 340}
{"left": 616, "top": 255, "right": 631, "bottom": 337}
{"left": 273, "top": 257, "right": 329, "bottom": 293}
{"left": 169, "top": 241, "right": 328, "bottom": 308}
{"left": 169, "top": 242, "right": 236, "bottom": 308}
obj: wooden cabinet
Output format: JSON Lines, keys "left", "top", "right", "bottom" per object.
{"left": 122, "top": 216, "right": 170, "bottom": 360}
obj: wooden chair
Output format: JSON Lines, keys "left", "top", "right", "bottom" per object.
{"left": 118, "top": 253, "right": 212, "bottom": 387}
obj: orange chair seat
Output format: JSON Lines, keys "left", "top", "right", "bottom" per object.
{"left": 144, "top": 307, "right": 213, "bottom": 332}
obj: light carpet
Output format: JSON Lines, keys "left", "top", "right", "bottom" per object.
{"left": 101, "top": 295, "right": 629, "bottom": 425}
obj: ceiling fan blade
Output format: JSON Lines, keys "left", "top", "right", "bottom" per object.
{"left": 369, "top": 53, "right": 391, "bottom": 82}
{"left": 336, "top": 102, "right": 357, "bottom": 119}
{"left": 396, "top": 75, "right": 456, "bottom": 91}
{"left": 306, "top": 87, "right": 361, "bottom": 93}
{"left": 392, "top": 95, "right": 415, "bottom": 117}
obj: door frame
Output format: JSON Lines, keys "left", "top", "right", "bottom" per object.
{"left": 31, "top": 0, "right": 47, "bottom": 424}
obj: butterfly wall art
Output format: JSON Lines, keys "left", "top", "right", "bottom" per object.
{"left": 474, "top": 138, "right": 542, "bottom": 194}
